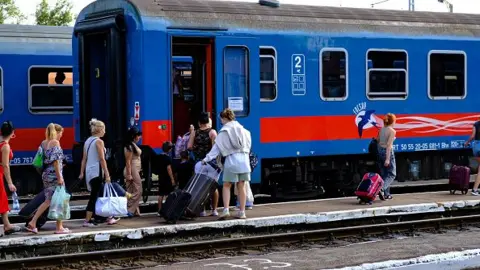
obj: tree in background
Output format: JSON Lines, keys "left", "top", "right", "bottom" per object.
{"left": 0, "top": 0, "right": 26, "bottom": 24}
{"left": 35, "top": 0, "right": 74, "bottom": 26}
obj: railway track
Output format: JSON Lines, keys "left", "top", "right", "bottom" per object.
{"left": 2, "top": 214, "right": 480, "bottom": 270}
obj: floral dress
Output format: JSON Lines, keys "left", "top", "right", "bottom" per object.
{"left": 42, "top": 145, "right": 64, "bottom": 200}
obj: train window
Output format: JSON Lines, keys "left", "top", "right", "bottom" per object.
{"left": 320, "top": 48, "right": 348, "bottom": 101}
{"left": 224, "top": 46, "right": 250, "bottom": 117}
{"left": 366, "top": 50, "right": 408, "bottom": 99}
{"left": 260, "top": 47, "right": 277, "bottom": 101}
{"left": 428, "top": 51, "right": 466, "bottom": 99}
{"left": 28, "top": 66, "right": 73, "bottom": 114}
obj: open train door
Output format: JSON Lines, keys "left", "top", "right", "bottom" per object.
{"left": 214, "top": 36, "right": 260, "bottom": 184}
{"left": 73, "top": 12, "right": 127, "bottom": 182}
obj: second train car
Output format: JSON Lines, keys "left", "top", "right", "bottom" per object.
{"left": 0, "top": 25, "right": 74, "bottom": 195}
{"left": 72, "top": 0, "right": 478, "bottom": 199}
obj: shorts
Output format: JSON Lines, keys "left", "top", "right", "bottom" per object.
{"left": 158, "top": 180, "right": 174, "bottom": 196}
{"left": 223, "top": 171, "right": 250, "bottom": 183}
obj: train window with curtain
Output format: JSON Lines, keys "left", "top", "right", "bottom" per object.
{"left": 366, "top": 50, "right": 408, "bottom": 100}
{"left": 28, "top": 66, "right": 73, "bottom": 114}
{"left": 260, "top": 47, "right": 277, "bottom": 101}
{"left": 224, "top": 46, "right": 250, "bottom": 117}
{"left": 320, "top": 48, "right": 348, "bottom": 101}
{"left": 428, "top": 51, "right": 466, "bottom": 100}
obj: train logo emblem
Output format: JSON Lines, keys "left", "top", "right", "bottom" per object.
{"left": 353, "top": 102, "right": 380, "bottom": 138}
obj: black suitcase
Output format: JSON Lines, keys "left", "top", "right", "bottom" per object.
{"left": 160, "top": 190, "right": 192, "bottom": 224}
{"left": 185, "top": 172, "right": 218, "bottom": 217}
{"left": 19, "top": 191, "right": 48, "bottom": 229}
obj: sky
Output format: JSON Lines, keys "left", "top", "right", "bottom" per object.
{"left": 14, "top": 0, "right": 480, "bottom": 25}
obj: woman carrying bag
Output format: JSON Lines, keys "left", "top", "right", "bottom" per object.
{"left": 79, "top": 119, "right": 119, "bottom": 227}
{"left": 202, "top": 109, "right": 252, "bottom": 220}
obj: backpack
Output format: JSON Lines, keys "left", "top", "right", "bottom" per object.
{"left": 174, "top": 132, "right": 190, "bottom": 158}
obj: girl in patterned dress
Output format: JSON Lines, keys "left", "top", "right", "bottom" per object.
{"left": 26, "top": 123, "right": 70, "bottom": 234}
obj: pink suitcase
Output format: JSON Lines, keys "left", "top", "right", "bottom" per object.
{"left": 355, "top": 173, "right": 384, "bottom": 204}
{"left": 449, "top": 165, "right": 470, "bottom": 195}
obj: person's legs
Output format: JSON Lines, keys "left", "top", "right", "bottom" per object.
{"left": 383, "top": 152, "right": 397, "bottom": 198}
{"left": 27, "top": 186, "right": 54, "bottom": 232}
{"left": 220, "top": 182, "right": 232, "bottom": 219}
{"left": 471, "top": 157, "right": 480, "bottom": 195}
{"left": 2, "top": 212, "right": 20, "bottom": 234}
{"left": 84, "top": 177, "right": 102, "bottom": 227}
{"left": 236, "top": 180, "right": 246, "bottom": 219}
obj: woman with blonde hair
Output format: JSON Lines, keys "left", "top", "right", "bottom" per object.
{"left": 202, "top": 109, "right": 251, "bottom": 219}
{"left": 376, "top": 113, "right": 397, "bottom": 200}
{"left": 79, "top": 119, "right": 118, "bottom": 227}
{"left": 26, "top": 123, "right": 70, "bottom": 234}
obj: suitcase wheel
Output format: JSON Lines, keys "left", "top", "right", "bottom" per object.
{"left": 450, "top": 190, "right": 455, "bottom": 195}
{"left": 461, "top": 189, "right": 468, "bottom": 195}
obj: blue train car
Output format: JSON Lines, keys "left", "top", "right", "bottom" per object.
{"left": 0, "top": 25, "right": 74, "bottom": 195}
{"left": 73, "top": 0, "right": 479, "bottom": 199}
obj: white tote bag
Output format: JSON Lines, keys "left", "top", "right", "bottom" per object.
{"left": 234, "top": 181, "right": 254, "bottom": 203}
{"left": 95, "top": 183, "right": 128, "bottom": 217}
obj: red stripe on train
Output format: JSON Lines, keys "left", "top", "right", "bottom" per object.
{"left": 260, "top": 113, "right": 479, "bottom": 143}
{"left": 9, "top": 127, "right": 74, "bottom": 151}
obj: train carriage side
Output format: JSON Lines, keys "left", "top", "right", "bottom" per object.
{"left": 0, "top": 25, "right": 74, "bottom": 195}
{"left": 73, "top": 0, "right": 480, "bottom": 200}
{"left": 257, "top": 32, "right": 480, "bottom": 197}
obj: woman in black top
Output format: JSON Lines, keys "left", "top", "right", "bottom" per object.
{"left": 157, "top": 142, "right": 176, "bottom": 212}
{"left": 187, "top": 112, "right": 219, "bottom": 216}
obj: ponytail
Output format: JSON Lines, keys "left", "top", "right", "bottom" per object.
{"left": 45, "top": 123, "right": 57, "bottom": 140}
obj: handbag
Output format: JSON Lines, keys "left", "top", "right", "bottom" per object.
{"left": 95, "top": 182, "right": 128, "bottom": 217}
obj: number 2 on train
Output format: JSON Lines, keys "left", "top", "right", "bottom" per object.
{"left": 292, "top": 54, "right": 305, "bottom": 75}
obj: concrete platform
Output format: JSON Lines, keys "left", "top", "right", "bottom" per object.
{"left": 1, "top": 192, "right": 480, "bottom": 249}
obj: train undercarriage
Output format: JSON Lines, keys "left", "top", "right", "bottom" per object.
{"left": 257, "top": 148, "right": 474, "bottom": 200}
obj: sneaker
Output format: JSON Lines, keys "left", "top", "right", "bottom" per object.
{"left": 83, "top": 220, "right": 97, "bottom": 228}
{"left": 235, "top": 211, "right": 246, "bottom": 219}
{"left": 472, "top": 190, "right": 480, "bottom": 196}
{"left": 211, "top": 210, "right": 219, "bottom": 216}
{"left": 107, "top": 217, "right": 120, "bottom": 225}
{"left": 199, "top": 211, "right": 207, "bottom": 217}
{"left": 219, "top": 209, "right": 230, "bottom": 220}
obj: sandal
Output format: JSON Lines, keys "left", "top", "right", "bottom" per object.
{"left": 4, "top": 226, "right": 21, "bottom": 235}
{"left": 25, "top": 225, "right": 38, "bottom": 234}
{"left": 55, "top": 228, "right": 71, "bottom": 234}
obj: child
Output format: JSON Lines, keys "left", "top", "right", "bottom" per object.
{"left": 157, "top": 142, "right": 176, "bottom": 214}
{"left": 176, "top": 150, "right": 194, "bottom": 189}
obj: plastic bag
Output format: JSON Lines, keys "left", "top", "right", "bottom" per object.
{"left": 234, "top": 181, "right": 254, "bottom": 203}
{"left": 48, "top": 186, "right": 71, "bottom": 220}
{"left": 95, "top": 183, "right": 128, "bottom": 217}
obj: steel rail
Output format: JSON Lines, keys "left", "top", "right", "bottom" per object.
{"left": 1, "top": 214, "right": 479, "bottom": 269}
